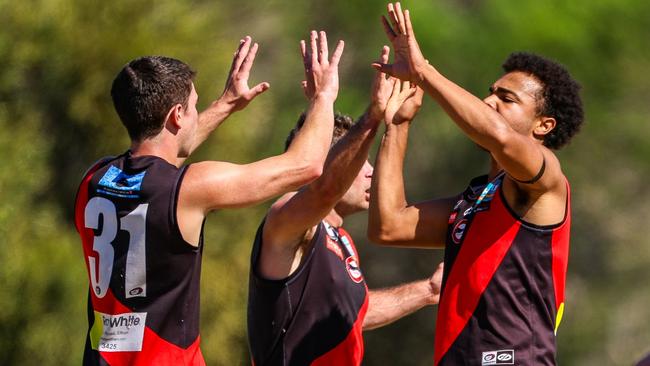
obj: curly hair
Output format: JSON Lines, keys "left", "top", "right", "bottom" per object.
{"left": 284, "top": 112, "right": 354, "bottom": 151}
{"left": 502, "top": 52, "right": 584, "bottom": 150}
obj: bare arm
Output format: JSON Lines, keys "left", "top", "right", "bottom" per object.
{"left": 363, "top": 262, "right": 443, "bottom": 330}
{"left": 368, "top": 79, "right": 453, "bottom": 248}
{"left": 258, "top": 46, "right": 394, "bottom": 280}
{"left": 375, "top": 3, "right": 565, "bottom": 194}
{"left": 177, "top": 32, "right": 344, "bottom": 245}
{"left": 368, "top": 121, "right": 455, "bottom": 248}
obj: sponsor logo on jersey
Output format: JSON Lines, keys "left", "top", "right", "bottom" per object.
{"left": 90, "top": 311, "right": 147, "bottom": 352}
{"left": 481, "top": 349, "right": 514, "bottom": 365}
{"left": 98, "top": 166, "right": 146, "bottom": 198}
{"left": 345, "top": 256, "right": 363, "bottom": 283}
{"left": 452, "top": 219, "right": 468, "bottom": 244}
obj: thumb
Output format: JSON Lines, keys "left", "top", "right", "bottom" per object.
{"left": 371, "top": 62, "right": 395, "bottom": 77}
{"left": 246, "top": 82, "right": 270, "bottom": 100}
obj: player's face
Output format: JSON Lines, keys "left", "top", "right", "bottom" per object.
{"left": 483, "top": 71, "right": 543, "bottom": 136}
{"left": 339, "top": 160, "right": 374, "bottom": 215}
{"left": 178, "top": 83, "right": 199, "bottom": 157}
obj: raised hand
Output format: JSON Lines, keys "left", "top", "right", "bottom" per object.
{"left": 220, "top": 36, "right": 270, "bottom": 112}
{"left": 300, "top": 30, "right": 345, "bottom": 101}
{"left": 384, "top": 78, "right": 424, "bottom": 125}
{"left": 367, "top": 46, "right": 395, "bottom": 121}
{"left": 372, "top": 2, "right": 428, "bottom": 83}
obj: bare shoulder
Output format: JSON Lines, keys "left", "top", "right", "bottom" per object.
{"left": 503, "top": 149, "right": 568, "bottom": 226}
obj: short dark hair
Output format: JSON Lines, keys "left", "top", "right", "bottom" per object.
{"left": 284, "top": 112, "right": 354, "bottom": 151}
{"left": 502, "top": 52, "right": 584, "bottom": 150}
{"left": 111, "top": 56, "right": 196, "bottom": 142}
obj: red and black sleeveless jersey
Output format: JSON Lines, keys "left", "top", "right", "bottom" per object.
{"left": 435, "top": 173, "right": 570, "bottom": 366}
{"left": 74, "top": 151, "right": 205, "bottom": 366}
{"left": 248, "top": 221, "right": 369, "bottom": 366}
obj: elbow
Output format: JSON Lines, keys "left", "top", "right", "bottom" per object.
{"left": 367, "top": 222, "right": 397, "bottom": 246}
{"left": 304, "top": 162, "right": 324, "bottom": 184}
{"left": 293, "top": 160, "right": 324, "bottom": 187}
{"left": 484, "top": 121, "right": 514, "bottom": 153}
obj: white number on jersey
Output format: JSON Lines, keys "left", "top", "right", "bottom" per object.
{"left": 84, "top": 197, "right": 148, "bottom": 298}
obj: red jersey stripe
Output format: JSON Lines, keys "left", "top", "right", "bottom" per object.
{"left": 434, "top": 190, "right": 521, "bottom": 366}
{"left": 311, "top": 291, "right": 369, "bottom": 366}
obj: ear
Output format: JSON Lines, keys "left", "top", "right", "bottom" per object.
{"left": 533, "top": 116, "right": 556, "bottom": 138}
{"left": 164, "top": 104, "right": 184, "bottom": 134}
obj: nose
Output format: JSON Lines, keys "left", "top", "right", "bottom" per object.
{"left": 366, "top": 162, "right": 374, "bottom": 178}
{"left": 483, "top": 95, "right": 498, "bottom": 110}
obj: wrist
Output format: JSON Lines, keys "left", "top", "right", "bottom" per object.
{"left": 311, "top": 92, "right": 337, "bottom": 104}
{"left": 413, "top": 62, "right": 435, "bottom": 84}
{"left": 365, "top": 105, "right": 384, "bottom": 124}
{"left": 211, "top": 96, "right": 238, "bottom": 115}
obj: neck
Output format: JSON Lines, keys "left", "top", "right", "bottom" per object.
{"left": 324, "top": 209, "right": 344, "bottom": 228}
{"left": 130, "top": 137, "right": 181, "bottom": 167}
{"left": 488, "top": 156, "right": 501, "bottom": 180}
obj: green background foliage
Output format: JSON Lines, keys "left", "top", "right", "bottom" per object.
{"left": 1, "top": 0, "right": 649, "bottom": 364}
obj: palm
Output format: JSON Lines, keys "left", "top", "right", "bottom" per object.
{"left": 220, "top": 37, "right": 269, "bottom": 113}
{"left": 394, "top": 87, "right": 424, "bottom": 123}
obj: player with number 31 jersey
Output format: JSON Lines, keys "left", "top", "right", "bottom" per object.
{"left": 75, "top": 153, "right": 203, "bottom": 365}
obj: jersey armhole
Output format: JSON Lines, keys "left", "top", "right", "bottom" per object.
{"left": 73, "top": 156, "right": 117, "bottom": 228}
{"left": 251, "top": 221, "right": 323, "bottom": 287}
{"left": 171, "top": 164, "right": 200, "bottom": 251}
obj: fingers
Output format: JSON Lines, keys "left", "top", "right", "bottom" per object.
{"left": 233, "top": 36, "right": 252, "bottom": 75}
{"left": 329, "top": 40, "right": 344, "bottom": 67}
{"left": 394, "top": 2, "right": 407, "bottom": 34}
{"left": 239, "top": 42, "right": 259, "bottom": 79}
{"left": 310, "top": 30, "right": 318, "bottom": 70}
{"left": 404, "top": 10, "right": 416, "bottom": 39}
{"left": 401, "top": 81, "right": 417, "bottom": 99}
{"left": 373, "top": 46, "right": 390, "bottom": 82}
{"left": 380, "top": 45, "right": 390, "bottom": 65}
{"left": 381, "top": 15, "right": 397, "bottom": 40}
{"left": 318, "top": 31, "right": 328, "bottom": 64}
{"left": 387, "top": 3, "right": 400, "bottom": 34}
{"left": 300, "top": 39, "right": 307, "bottom": 61}
{"left": 391, "top": 75, "right": 401, "bottom": 95}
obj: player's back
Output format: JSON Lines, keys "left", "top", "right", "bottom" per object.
{"left": 75, "top": 151, "right": 205, "bottom": 366}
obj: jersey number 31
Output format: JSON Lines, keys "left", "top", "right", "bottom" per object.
{"left": 84, "top": 197, "right": 148, "bottom": 299}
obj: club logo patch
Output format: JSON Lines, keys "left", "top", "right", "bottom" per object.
{"left": 452, "top": 219, "right": 468, "bottom": 244}
{"left": 481, "top": 349, "right": 514, "bottom": 365}
{"left": 345, "top": 256, "right": 363, "bottom": 283}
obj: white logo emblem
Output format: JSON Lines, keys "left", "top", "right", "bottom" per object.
{"left": 482, "top": 349, "right": 514, "bottom": 365}
{"left": 452, "top": 219, "right": 468, "bottom": 244}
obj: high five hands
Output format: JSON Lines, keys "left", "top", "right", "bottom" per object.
{"left": 220, "top": 36, "right": 271, "bottom": 113}
{"left": 372, "top": 2, "right": 429, "bottom": 84}
{"left": 300, "top": 31, "right": 345, "bottom": 101}
{"left": 369, "top": 45, "right": 424, "bottom": 125}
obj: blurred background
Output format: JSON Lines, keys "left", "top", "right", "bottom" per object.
{"left": 1, "top": 0, "right": 649, "bottom": 364}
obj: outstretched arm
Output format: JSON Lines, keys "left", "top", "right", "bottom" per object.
{"left": 177, "top": 31, "right": 343, "bottom": 245}
{"left": 374, "top": 3, "right": 565, "bottom": 193}
{"left": 188, "top": 36, "right": 270, "bottom": 159}
{"left": 363, "top": 262, "right": 443, "bottom": 330}
{"left": 258, "top": 46, "right": 394, "bottom": 280}
{"left": 368, "top": 80, "right": 454, "bottom": 248}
